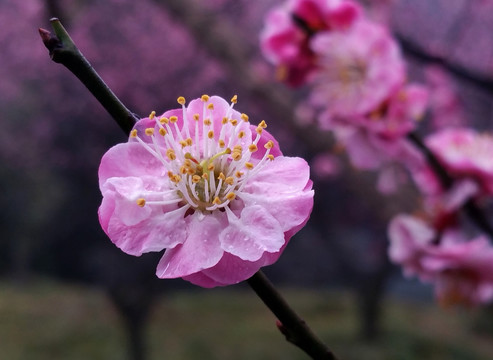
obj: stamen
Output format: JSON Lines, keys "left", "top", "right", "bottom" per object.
{"left": 177, "top": 96, "right": 186, "bottom": 105}
{"left": 248, "top": 144, "right": 258, "bottom": 152}
{"left": 149, "top": 111, "right": 156, "bottom": 120}
{"left": 136, "top": 198, "right": 146, "bottom": 207}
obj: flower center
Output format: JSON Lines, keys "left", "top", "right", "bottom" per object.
{"left": 131, "top": 95, "right": 275, "bottom": 213}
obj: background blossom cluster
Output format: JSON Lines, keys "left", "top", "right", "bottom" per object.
{"left": 261, "top": 0, "right": 493, "bottom": 306}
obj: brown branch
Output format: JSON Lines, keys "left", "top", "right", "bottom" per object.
{"left": 39, "top": 18, "right": 138, "bottom": 135}
{"left": 247, "top": 272, "right": 338, "bottom": 360}
{"left": 396, "top": 32, "right": 493, "bottom": 93}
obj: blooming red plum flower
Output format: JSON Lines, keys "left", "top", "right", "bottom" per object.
{"left": 310, "top": 20, "right": 405, "bottom": 118}
{"left": 389, "top": 214, "right": 493, "bottom": 306}
{"left": 98, "top": 95, "right": 314, "bottom": 287}
{"left": 260, "top": 0, "right": 361, "bottom": 86}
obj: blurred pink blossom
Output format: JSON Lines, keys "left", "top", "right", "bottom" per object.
{"left": 425, "top": 66, "right": 467, "bottom": 130}
{"left": 260, "top": 0, "right": 361, "bottom": 86}
{"left": 424, "top": 128, "right": 493, "bottom": 196}
{"left": 98, "top": 96, "right": 314, "bottom": 287}
{"left": 311, "top": 152, "right": 342, "bottom": 179}
{"left": 389, "top": 214, "right": 493, "bottom": 306}
{"left": 309, "top": 20, "right": 405, "bottom": 118}
{"left": 319, "top": 83, "right": 428, "bottom": 139}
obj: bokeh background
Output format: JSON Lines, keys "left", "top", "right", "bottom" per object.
{"left": 1, "top": 0, "right": 493, "bottom": 359}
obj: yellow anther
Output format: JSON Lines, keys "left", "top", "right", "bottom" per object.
{"left": 264, "top": 140, "right": 274, "bottom": 149}
{"left": 160, "top": 117, "right": 169, "bottom": 124}
{"left": 130, "top": 129, "right": 138, "bottom": 138}
{"left": 184, "top": 159, "right": 192, "bottom": 167}
{"left": 149, "top": 111, "right": 156, "bottom": 120}
{"left": 256, "top": 126, "right": 263, "bottom": 135}
{"left": 186, "top": 138, "right": 193, "bottom": 146}
{"left": 172, "top": 175, "right": 182, "bottom": 183}
{"left": 207, "top": 163, "right": 215, "bottom": 171}
{"left": 201, "top": 94, "right": 210, "bottom": 102}
{"left": 208, "top": 130, "right": 214, "bottom": 139}
{"left": 230, "top": 119, "right": 238, "bottom": 126}
{"left": 177, "top": 96, "right": 186, "bottom": 105}
{"left": 169, "top": 116, "right": 178, "bottom": 123}
{"left": 192, "top": 175, "right": 201, "bottom": 183}
{"left": 193, "top": 113, "right": 200, "bottom": 121}
{"left": 218, "top": 139, "right": 226, "bottom": 148}
{"left": 258, "top": 120, "right": 267, "bottom": 128}
{"left": 166, "top": 149, "right": 176, "bottom": 160}
{"left": 231, "top": 95, "right": 238, "bottom": 103}
{"left": 245, "top": 162, "right": 254, "bottom": 170}
{"left": 241, "top": 113, "right": 249, "bottom": 122}
{"left": 232, "top": 151, "right": 242, "bottom": 161}
{"left": 179, "top": 166, "right": 187, "bottom": 174}
{"left": 248, "top": 144, "right": 258, "bottom": 152}
{"left": 202, "top": 173, "right": 209, "bottom": 180}
{"left": 207, "top": 103, "right": 214, "bottom": 110}
{"left": 225, "top": 177, "right": 234, "bottom": 185}
{"left": 222, "top": 117, "right": 229, "bottom": 124}
{"left": 235, "top": 171, "right": 243, "bottom": 178}
{"left": 204, "top": 118, "right": 212, "bottom": 126}
{"left": 136, "top": 198, "right": 146, "bottom": 207}
{"left": 145, "top": 128, "right": 154, "bottom": 136}
{"left": 184, "top": 152, "right": 199, "bottom": 164}
{"left": 167, "top": 171, "right": 174, "bottom": 178}
{"left": 226, "top": 192, "right": 236, "bottom": 201}
{"left": 267, "top": 154, "right": 275, "bottom": 161}
{"left": 187, "top": 168, "right": 195, "bottom": 175}
{"left": 179, "top": 140, "right": 187, "bottom": 148}
{"left": 159, "top": 128, "right": 167, "bottom": 136}
{"left": 233, "top": 145, "right": 243, "bottom": 151}
{"left": 218, "top": 172, "right": 226, "bottom": 180}
{"left": 224, "top": 147, "right": 232, "bottom": 154}
{"left": 237, "top": 131, "right": 245, "bottom": 139}
{"left": 212, "top": 197, "right": 221, "bottom": 205}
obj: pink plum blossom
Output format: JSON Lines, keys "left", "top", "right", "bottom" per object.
{"left": 316, "top": 84, "right": 427, "bottom": 191}
{"left": 389, "top": 214, "right": 493, "bottom": 306}
{"left": 418, "top": 128, "right": 493, "bottom": 197}
{"left": 425, "top": 66, "right": 467, "bottom": 130}
{"left": 319, "top": 84, "right": 429, "bottom": 139}
{"left": 310, "top": 20, "right": 405, "bottom": 118}
{"left": 98, "top": 95, "right": 314, "bottom": 287}
{"left": 260, "top": 0, "right": 361, "bottom": 86}
{"left": 311, "top": 152, "right": 342, "bottom": 179}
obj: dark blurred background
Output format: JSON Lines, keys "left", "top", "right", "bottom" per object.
{"left": 1, "top": 0, "right": 493, "bottom": 359}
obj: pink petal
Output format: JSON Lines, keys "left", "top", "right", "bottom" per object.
{"left": 156, "top": 213, "right": 225, "bottom": 278}
{"left": 99, "top": 143, "right": 163, "bottom": 188}
{"left": 220, "top": 205, "right": 285, "bottom": 261}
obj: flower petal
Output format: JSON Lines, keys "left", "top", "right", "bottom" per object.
{"left": 156, "top": 212, "right": 225, "bottom": 278}
{"left": 220, "top": 205, "right": 285, "bottom": 261}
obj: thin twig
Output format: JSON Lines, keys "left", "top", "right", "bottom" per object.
{"left": 247, "top": 271, "right": 338, "bottom": 360}
{"left": 396, "top": 33, "right": 493, "bottom": 93}
{"left": 39, "top": 18, "right": 138, "bottom": 135}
